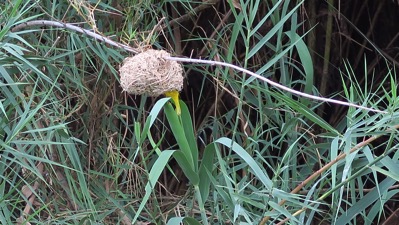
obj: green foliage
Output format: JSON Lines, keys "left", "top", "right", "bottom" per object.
{"left": 1, "top": 0, "right": 399, "bottom": 225}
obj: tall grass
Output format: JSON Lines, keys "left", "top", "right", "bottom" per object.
{"left": 1, "top": 0, "right": 398, "bottom": 225}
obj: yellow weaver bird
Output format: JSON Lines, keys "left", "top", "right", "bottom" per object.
{"left": 164, "top": 90, "right": 181, "bottom": 115}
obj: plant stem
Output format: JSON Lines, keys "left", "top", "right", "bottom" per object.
{"left": 194, "top": 185, "right": 209, "bottom": 225}
{"left": 317, "top": 0, "right": 333, "bottom": 117}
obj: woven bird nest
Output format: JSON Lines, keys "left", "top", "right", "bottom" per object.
{"left": 119, "top": 49, "right": 183, "bottom": 96}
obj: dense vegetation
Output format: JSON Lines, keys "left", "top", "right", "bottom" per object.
{"left": 1, "top": 0, "right": 399, "bottom": 224}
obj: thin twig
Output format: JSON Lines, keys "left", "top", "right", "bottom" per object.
{"left": 11, "top": 20, "right": 139, "bottom": 54}
{"left": 165, "top": 56, "right": 387, "bottom": 114}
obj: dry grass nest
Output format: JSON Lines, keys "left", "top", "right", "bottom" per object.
{"left": 119, "top": 49, "right": 183, "bottom": 96}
